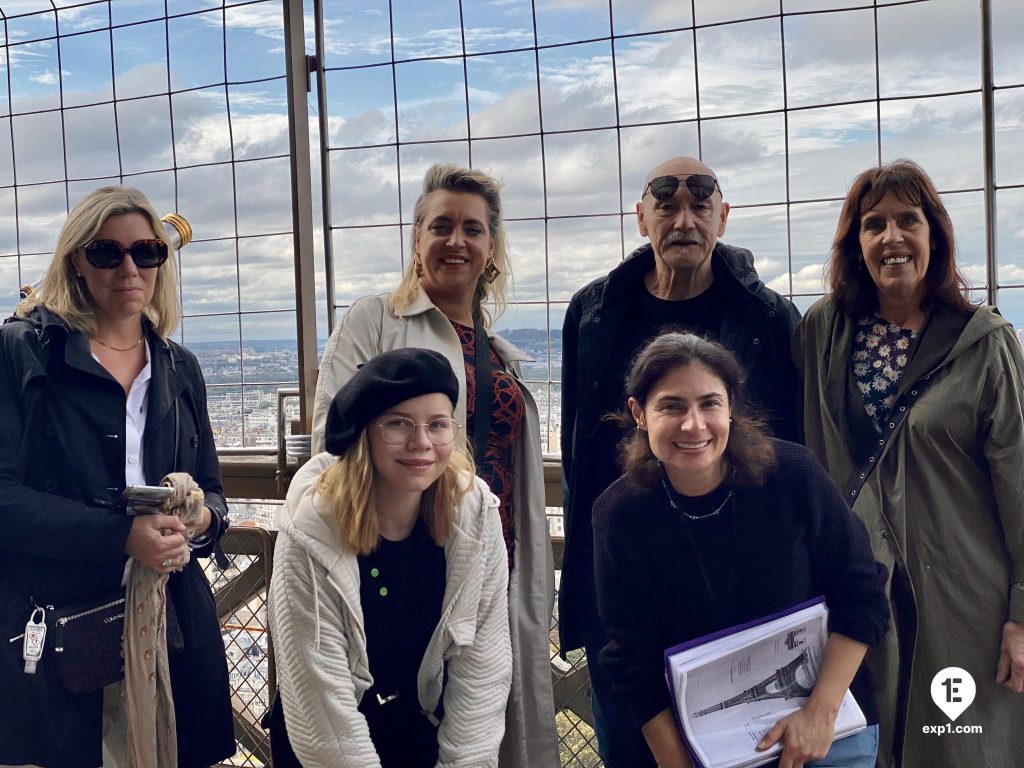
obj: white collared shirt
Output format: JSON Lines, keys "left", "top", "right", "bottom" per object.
{"left": 95, "top": 342, "right": 152, "bottom": 586}
{"left": 90, "top": 340, "right": 152, "bottom": 485}
{"left": 123, "top": 341, "right": 152, "bottom": 486}
{"left": 103, "top": 342, "right": 213, "bottom": 553}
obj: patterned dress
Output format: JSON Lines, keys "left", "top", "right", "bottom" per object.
{"left": 851, "top": 313, "right": 918, "bottom": 428}
{"left": 453, "top": 321, "right": 525, "bottom": 566}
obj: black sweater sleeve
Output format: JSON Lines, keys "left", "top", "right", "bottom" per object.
{"left": 593, "top": 480, "right": 675, "bottom": 729}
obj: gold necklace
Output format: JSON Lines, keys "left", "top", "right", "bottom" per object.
{"left": 91, "top": 335, "right": 143, "bottom": 352}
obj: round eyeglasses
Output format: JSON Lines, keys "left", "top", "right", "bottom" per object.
{"left": 375, "top": 416, "right": 462, "bottom": 446}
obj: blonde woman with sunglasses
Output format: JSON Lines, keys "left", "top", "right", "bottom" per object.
{"left": 0, "top": 186, "right": 233, "bottom": 767}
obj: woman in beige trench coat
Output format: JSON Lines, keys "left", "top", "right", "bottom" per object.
{"left": 310, "top": 164, "right": 559, "bottom": 768}
{"left": 794, "top": 160, "right": 1024, "bottom": 768}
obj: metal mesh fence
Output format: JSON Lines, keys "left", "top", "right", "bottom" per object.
{"left": 549, "top": 510, "right": 603, "bottom": 766}
{"left": 205, "top": 525, "right": 276, "bottom": 767}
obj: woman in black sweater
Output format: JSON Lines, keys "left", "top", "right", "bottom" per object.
{"left": 593, "top": 333, "right": 889, "bottom": 768}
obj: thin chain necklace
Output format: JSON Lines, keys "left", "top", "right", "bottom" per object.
{"left": 660, "top": 474, "right": 733, "bottom": 520}
{"left": 91, "top": 335, "right": 143, "bottom": 352}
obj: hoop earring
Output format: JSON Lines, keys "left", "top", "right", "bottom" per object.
{"left": 482, "top": 258, "right": 500, "bottom": 284}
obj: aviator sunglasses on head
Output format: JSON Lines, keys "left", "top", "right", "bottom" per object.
{"left": 643, "top": 173, "right": 721, "bottom": 202}
{"left": 81, "top": 239, "right": 169, "bottom": 269}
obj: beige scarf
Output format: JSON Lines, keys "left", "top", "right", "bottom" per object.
{"left": 122, "top": 473, "right": 205, "bottom": 768}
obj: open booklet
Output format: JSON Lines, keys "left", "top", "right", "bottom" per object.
{"left": 664, "top": 597, "right": 866, "bottom": 768}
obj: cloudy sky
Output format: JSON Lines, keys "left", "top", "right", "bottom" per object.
{"left": 0, "top": 0, "right": 1022, "bottom": 350}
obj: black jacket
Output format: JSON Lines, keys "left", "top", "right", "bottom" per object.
{"left": 558, "top": 242, "right": 802, "bottom": 653}
{"left": 0, "top": 307, "right": 235, "bottom": 768}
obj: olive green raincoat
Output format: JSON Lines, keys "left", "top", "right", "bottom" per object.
{"left": 795, "top": 298, "right": 1024, "bottom": 768}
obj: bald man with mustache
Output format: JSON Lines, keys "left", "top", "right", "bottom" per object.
{"left": 558, "top": 156, "right": 802, "bottom": 767}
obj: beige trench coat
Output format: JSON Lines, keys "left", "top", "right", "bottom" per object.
{"left": 311, "top": 291, "right": 559, "bottom": 768}
{"left": 795, "top": 298, "right": 1024, "bottom": 768}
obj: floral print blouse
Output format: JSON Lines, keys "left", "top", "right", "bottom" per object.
{"left": 852, "top": 313, "right": 918, "bottom": 428}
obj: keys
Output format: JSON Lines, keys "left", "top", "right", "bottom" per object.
{"left": 22, "top": 607, "right": 46, "bottom": 674}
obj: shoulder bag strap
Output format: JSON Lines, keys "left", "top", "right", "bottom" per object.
{"left": 845, "top": 371, "right": 936, "bottom": 504}
{"left": 471, "top": 318, "right": 493, "bottom": 465}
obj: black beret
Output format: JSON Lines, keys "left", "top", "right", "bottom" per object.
{"left": 324, "top": 348, "right": 460, "bottom": 456}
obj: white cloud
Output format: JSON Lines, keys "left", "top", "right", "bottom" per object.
{"left": 219, "top": 4, "right": 286, "bottom": 42}
{"left": 768, "top": 264, "right": 828, "bottom": 295}
{"left": 997, "top": 264, "right": 1024, "bottom": 284}
{"left": 468, "top": 86, "right": 539, "bottom": 137}
{"left": 29, "top": 70, "right": 57, "bottom": 85}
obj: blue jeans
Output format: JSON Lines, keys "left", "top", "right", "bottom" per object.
{"left": 805, "top": 725, "right": 879, "bottom": 768}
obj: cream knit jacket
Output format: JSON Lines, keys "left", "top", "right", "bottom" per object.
{"left": 268, "top": 454, "right": 512, "bottom": 768}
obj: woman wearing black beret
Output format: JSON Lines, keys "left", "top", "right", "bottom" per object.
{"left": 267, "top": 348, "right": 513, "bottom": 767}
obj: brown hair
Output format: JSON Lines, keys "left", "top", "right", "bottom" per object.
{"left": 617, "top": 332, "right": 776, "bottom": 489}
{"left": 826, "top": 159, "right": 973, "bottom": 317}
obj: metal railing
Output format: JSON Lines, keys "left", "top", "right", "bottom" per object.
{"left": 205, "top": 526, "right": 276, "bottom": 767}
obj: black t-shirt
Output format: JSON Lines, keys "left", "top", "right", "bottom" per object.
{"left": 357, "top": 516, "right": 446, "bottom": 768}
{"left": 587, "top": 278, "right": 725, "bottom": 527}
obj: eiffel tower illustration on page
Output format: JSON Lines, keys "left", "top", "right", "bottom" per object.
{"left": 693, "top": 648, "right": 814, "bottom": 718}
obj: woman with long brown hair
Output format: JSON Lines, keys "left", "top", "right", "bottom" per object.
{"left": 795, "top": 159, "right": 1024, "bottom": 767}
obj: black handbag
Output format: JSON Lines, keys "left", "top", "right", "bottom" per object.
{"left": 49, "top": 592, "right": 127, "bottom": 695}
{"left": 48, "top": 590, "right": 186, "bottom": 695}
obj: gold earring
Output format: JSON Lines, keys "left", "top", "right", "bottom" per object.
{"left": 414, "top": 260, "right": 423, "bottom": 277}
{"left": 482, "top": 258, "right": 500, "bottom": 284}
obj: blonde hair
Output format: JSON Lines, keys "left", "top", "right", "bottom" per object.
{"left": 16, "top": 186, "right": 181, "bottom": 338}
{"left": 390, "top": 163, "right": 511, "bottom": 328}
{"left": 316, "top": 429, "right": 476, "bottom": 555}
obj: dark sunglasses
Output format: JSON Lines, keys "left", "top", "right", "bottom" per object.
{"left": 643, "top": 174, "right": 721, "bottom": 202}
{"left": 82, "top": 239, "right": 169, "bottom": 269}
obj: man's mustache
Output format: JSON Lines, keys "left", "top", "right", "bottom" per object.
{"left": 661, "top": 230, "right": 704, "bottom": 249}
